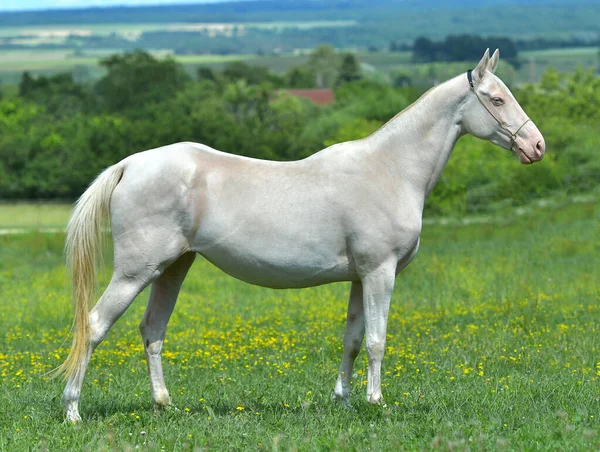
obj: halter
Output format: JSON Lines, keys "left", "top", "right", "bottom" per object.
{"left": 467, "top": 69, "right": 531, "bottom": 152}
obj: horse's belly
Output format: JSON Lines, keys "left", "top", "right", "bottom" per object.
{"left": 195, "top": 238, "right": 355, "bottom": 289}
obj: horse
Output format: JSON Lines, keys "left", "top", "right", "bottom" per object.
{"left": 57, "top": 49, "right": 545, "bottom": 422}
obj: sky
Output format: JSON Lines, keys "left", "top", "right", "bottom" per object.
{"left": 0, "top": 0, "right": 243, "bottom": 12}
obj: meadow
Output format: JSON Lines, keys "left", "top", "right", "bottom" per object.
{"left": 0, "top": 198, "right": 598, "bottom": 450}
{"left": 0, "top": 202, "right": 71, "bottom": 231}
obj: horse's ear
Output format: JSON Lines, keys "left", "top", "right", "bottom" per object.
{"left": 488, "top": 49, "right": 500, "bottom": 74}
{"left": 473, "top": 48, "right": 490, "bottom": 82}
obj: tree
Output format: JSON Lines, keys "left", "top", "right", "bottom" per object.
{"left": 197, "top": 66, "right": 217, "bottom": 82}
{"left": 285, "top": 66, "right": 315, "bottom": 89}
{"left": 308, "top": 44, "right": 340, "bottom": 88}
{"left": 413, "top": 34, "right": 518, "bottom": 63}
{"left": 336, "top": 53, "right": 362, "bottom": 86}
{"left": 18, "top": 72, "right": 35, "bottom": 98}
{"left": 393, "top": 72, "right": 413, "bottom": 88}
{"left": 18, "top": 71, "right": 91, "bottom": 118}
{"left": 413, "top": 37, "right": 436, "bottom": 62}
{"left": 222, "top": 61, "right": 283, "bottom": 87}
{"left": 95, "top": 50, "right": 191, "bottom": 113}
{"left": 389, "top": 40, "right": 409, "bottom": 52}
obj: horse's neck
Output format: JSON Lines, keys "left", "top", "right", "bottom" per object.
{"left": 365, "top": 74, "right": 468, "bottom": 202}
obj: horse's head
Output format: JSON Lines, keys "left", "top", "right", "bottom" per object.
{"left": 462, "top": 49, "right": 545, "bottom": 164}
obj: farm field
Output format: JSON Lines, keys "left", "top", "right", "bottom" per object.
{"left": 518, "top": 47, "right": 600, "bottom": 82}
{"left": 0, "top": 45, "right": 596, "bottom": 85}
{"left": 0, "top": 49, "right": 259, "bottom": 84}
{"left": 0, "top": 21, "right": 358, "bottom": 38}
{"left": 0, "top": 199, "right": 598, "bottom": 450}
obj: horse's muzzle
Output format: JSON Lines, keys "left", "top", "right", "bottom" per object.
{"left": 518, "top": 135, "right": 545, "bottom": 165}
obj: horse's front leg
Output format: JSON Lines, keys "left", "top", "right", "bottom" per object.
{"left": 334, "top": 281, "right": 364, "bottom": 405}
{"left": 361, "top": 264, "right": 395, "bottom": 404}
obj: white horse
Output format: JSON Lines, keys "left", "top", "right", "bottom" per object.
{"left": 58, "top": 49, "right": 545, "bottom": 422}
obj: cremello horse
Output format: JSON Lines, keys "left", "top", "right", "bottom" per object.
{"left": 58, "top": 49, "right": 545, "bottom": 421}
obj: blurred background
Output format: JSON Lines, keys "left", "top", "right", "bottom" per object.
{"left": 0, "top": 0, "right": 599, "bottom": 228}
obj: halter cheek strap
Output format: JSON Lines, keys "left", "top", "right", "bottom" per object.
{"left": 467, "top": 69, "right": 531, "bottom": 152}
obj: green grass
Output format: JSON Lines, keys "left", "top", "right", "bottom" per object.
{"left": 0, "top": 199, "right": 598, "bottom": 450}
{"left": 0, "top": 203, "right": 72, "bottom": 230}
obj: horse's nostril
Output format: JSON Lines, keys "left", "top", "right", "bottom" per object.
{"left": 536, "top": 141, "right": 544, "bottom": 155}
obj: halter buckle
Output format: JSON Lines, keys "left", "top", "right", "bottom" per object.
{"left": 467, "top": 69, "right": 475, "bottom": 90}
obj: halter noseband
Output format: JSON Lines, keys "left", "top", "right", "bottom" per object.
{"left": 467, "top": 69, "right": 531, "bottom": 152}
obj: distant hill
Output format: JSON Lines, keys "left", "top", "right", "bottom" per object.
{"left": 1, "top": 0, "right": 599, "bottom": 43}
{"left": 0, "top": 0, "right": 599, "bottom": 58}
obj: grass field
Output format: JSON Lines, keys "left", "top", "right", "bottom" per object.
{"left": 0, "top": 198, "right": 598, "bottom": 450}
{"left": 0, "top": 202, "right": 71, "bottom": 231}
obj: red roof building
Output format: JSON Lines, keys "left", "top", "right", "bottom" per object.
{"left": 283, "top": 89, "right": 335, "bottom": 106}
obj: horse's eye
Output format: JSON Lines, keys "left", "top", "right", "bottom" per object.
{"left": 492, "top": 97, "right": 504, "bottom": 106}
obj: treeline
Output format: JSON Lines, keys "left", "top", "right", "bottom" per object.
{"left": 413, "top": 35, "right": 518, "bottom": 62}
{"left": 0, "top": 49, "right": 598, "bottom": 214}
{"left": 406, "top": 34, "right": 600, "bottom": 62}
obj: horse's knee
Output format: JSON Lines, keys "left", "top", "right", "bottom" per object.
{"left": 89, "top": 317, "right": 109, "bottom": 349}
{"left": 366, "top": 338, "right": 386, "bottom": 359}
{"left": 140, "top": 323, "right": 164, "bottom": 356}
{"left": 146, "top": 340, "right": 163, "bottom": 356}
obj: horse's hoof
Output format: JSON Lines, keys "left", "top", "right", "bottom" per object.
{"left": 65, "top": 411, "right": 82, "bottom": 423}
{"left": 153, "top": 391, "right": 171, "bottom": 408}
{"left": 65, "top": 402, "right": 82, "bottom": 423}
{"left": 367, "top": 393, "right": 385, "bottom": 406}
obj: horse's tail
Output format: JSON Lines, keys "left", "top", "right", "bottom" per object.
{"left": 54, "top": 163, "right": 124, "bottom": 381}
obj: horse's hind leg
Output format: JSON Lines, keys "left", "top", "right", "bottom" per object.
{"left": 63, "top": 269, "right": 156, "bottom": 421}
{"left": 333, "top": 281, "right": 364, "bottom": 405}
{"left": 139, "top": 252, "right": 196, "bottom": 409}
{"left": 63, "top": 237, "right": 187, "bottom": 422}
